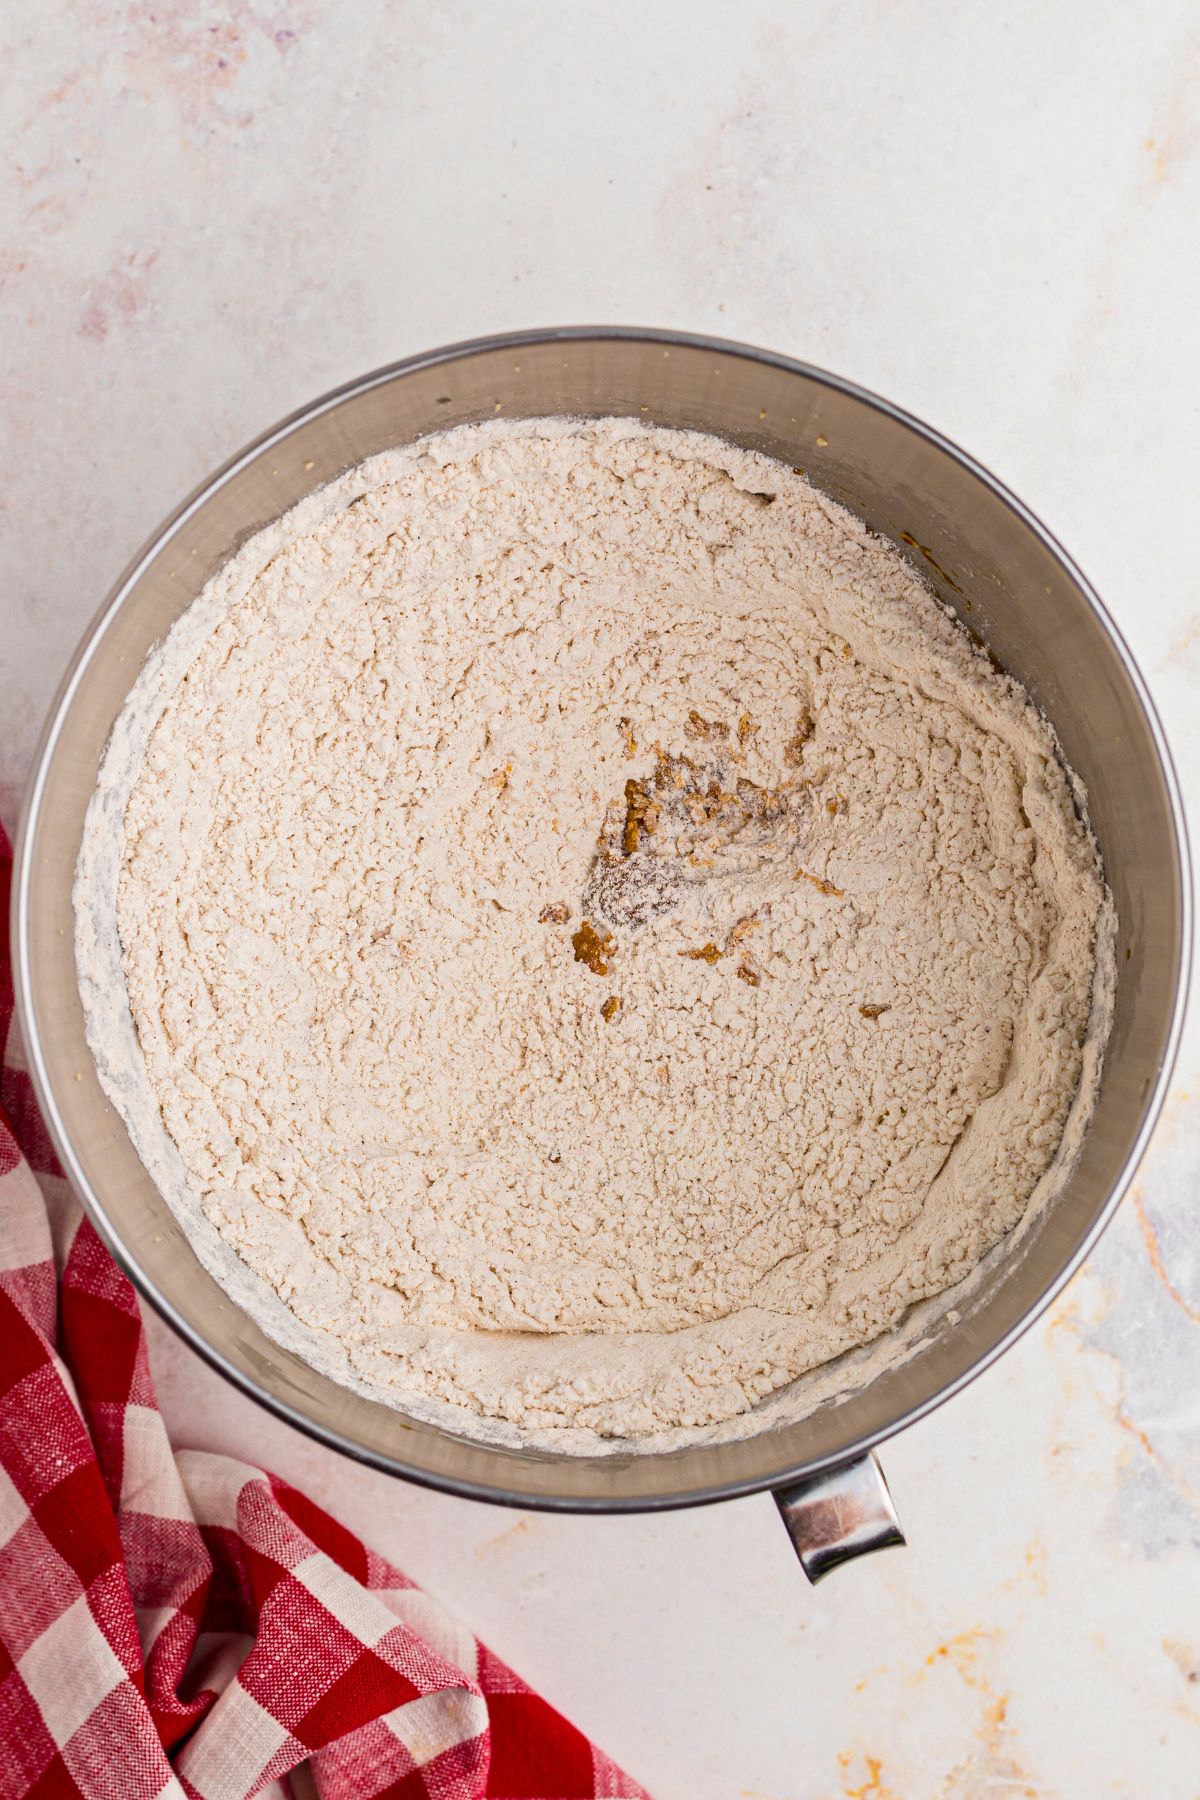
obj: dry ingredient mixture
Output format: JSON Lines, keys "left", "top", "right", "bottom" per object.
{"left": 78, "top": 419, "right": 1111, "bottom": 1446}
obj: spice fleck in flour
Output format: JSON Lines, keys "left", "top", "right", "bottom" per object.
{"left": 80, "top": 419, "right": 1111, "bottom": 1444}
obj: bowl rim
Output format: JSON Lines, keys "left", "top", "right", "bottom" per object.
{"left": 12, "top": 325, "right": 1193, "bottom": 1511}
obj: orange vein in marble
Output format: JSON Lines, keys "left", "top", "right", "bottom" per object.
{"left": 838, "top": 1751, "right": 896, "bottom": 1799}
{"left": 1114, "top": 1404, "right": 1200, "bottom": 1512}
{"left": 1132, "top": 1187, "right": 1200, "bottom": 1328}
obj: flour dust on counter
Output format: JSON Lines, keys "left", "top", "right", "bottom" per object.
{"left": 75, "top": 418, "right": 1112, "bottom": 1449}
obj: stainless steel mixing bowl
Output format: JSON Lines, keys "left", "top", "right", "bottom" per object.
{"left": 14, "top": 329, "right": 1191, "bottom": 1579}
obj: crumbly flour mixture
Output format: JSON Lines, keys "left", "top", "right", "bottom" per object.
{"left": 77, "top": 418, "right": 1112, "bottom": 1446}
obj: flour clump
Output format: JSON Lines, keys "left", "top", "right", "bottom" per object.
{"left": 95, "top": 419, "right": 1110, "bottom": 1444}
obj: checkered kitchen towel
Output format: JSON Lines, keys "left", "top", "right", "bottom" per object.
{"left": 0, "top": 835, "right": 649, "bottom": 1800}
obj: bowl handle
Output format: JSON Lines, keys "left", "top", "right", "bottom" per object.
{"left": 773, "top": 1451, "right": 905, "bottom": 1583}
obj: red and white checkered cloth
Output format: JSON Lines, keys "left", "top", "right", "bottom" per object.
{"left": 0, "top": 834, "right": 650, "bottom": 1800}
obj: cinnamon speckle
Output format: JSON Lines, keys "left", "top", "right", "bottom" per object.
{"left": 680, "top": 941, "right": 724, "bottom": 964}
{"left": 795, "top": 868, "right": 843, "bottom": 898}
{"left": 684, "top": 709, "right": 728, "bottom": 742}
{"left": 572, "top": 919, "right": 615, "bottom": 975}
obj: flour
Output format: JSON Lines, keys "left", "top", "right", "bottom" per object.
{"left": 76, "top": 418, "right": 1112, "bottom": 1446}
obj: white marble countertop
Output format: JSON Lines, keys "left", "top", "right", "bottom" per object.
{"left": 3, "top": 4, "right": 1199, "bottom": 1794}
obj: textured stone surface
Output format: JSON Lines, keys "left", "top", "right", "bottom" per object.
{"left": 3, "top": 4, "right": 1198, "bottom": 1794}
